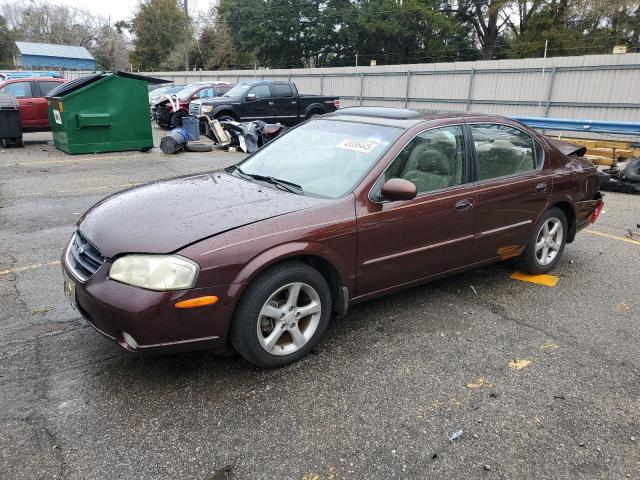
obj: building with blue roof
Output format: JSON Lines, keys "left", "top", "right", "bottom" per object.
{"left": 14, "top": 42, "right": 96, "bottom": 71}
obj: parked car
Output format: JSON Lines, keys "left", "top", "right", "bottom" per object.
{"left": 148, "top": 84, "right": 185, "bottom": 105}
{"left": 62, "top": 107, "right": 603, "bottom": 367}
{"left": 153, "top": 82, "right": 234, "bottom": 128}
{"left": 0, "top": 77, "right": 66, "bottom": 131}
{"left": 191, "top": 80, "right": 340, "bottom": 125}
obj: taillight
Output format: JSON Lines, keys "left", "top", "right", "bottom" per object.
{"left": 589, "top": 201, "right": 604, "bottom": 224}
{"left": 334, "top": 99, "right": 340, "bottom": 109}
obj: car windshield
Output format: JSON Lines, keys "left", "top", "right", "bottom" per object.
{"left": 177, "top": 86, "right": 201, "bottom": 100}
{"left": 149, "top": 86, "right": 169, "bottom": 97}
{"left": 223, "top": 82, "right": 254, "bottom": 98}
{"left": 236, "top": 119, "right": 403, "bottom": 198}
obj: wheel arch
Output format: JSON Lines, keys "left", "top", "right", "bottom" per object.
{"left": 548, "top": 200, "right": 577, "bottom": 243}
{"left": 212, "top": 106, "right": 238, "bottom": 120}
{"left": 304, "top": 104, "right": 326, "bottom": 118}
{"left": 230, "top": 242, "right": 349, "bottom": 316}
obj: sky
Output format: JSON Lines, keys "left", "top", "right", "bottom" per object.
{"left": 47, "top": 0, "right": 210, "bottom": 21}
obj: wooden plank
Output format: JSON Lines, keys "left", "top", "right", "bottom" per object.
{"left": 585, "top": 155, "right": 614, "bottom": 166}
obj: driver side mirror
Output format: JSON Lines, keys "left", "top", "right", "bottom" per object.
{"left": 246, "top": 93, "right": 257, "bottom": 101}
{"left": 379, "top": 178, "right": 417, "bottom": 202}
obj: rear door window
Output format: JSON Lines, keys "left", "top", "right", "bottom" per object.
{"left": 0, "top": 81, "right": 32, "bottom": 98}
{"left": 469, "top": 124, "right": 538, "bottom": 181}
{"left": 273, "top": 83, "right": 293, "bottom": 98}
{"left": 38, "top": 81, "right": 61, "bottom": 96}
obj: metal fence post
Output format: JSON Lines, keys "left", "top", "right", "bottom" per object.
{"left": 544, "top": 66, "right": 558, "bottom": 118}
{"left": 320, "top": 72, "right": 324, "bottom": 95}
{"left": 404, "top": 71, "right": 411, "bottom": 108}
{"left": 359, "top": 72, "right": 364, "bottom": 106}
{"left": 236, "top": 74, "right": 240, "bottom": 84}
{"left": 466, "top": 69, "right": 476, "bottom": 111}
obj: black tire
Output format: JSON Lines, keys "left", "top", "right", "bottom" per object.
{"left": 186, "top": 141, "right": 213, "bottom": 152}
{"left": 305, "top": 109, "right": 322, "bottom": 120}
{"left": 170, "top": 110, "right": 187, "bottom": 128}
{"left": 230, "top": 261, "right": 332, "bottom": 368}
{"left": 216, "top": 113, "right": 238, "bottom": 122}
{"left": 517, "top": 207, "right": 568, "bottom": 275}
{"left": 623, "top": 157, "right": 640, "bottom": 182}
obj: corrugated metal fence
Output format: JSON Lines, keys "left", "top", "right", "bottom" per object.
{"left": 63, "top": 53, "right": 640, "bottom": 126}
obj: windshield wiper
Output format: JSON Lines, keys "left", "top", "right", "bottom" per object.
{"left": 232, "top": 166, "right": 303, "bottom": 194}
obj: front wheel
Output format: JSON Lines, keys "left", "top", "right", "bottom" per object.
{"left": 170, "top": 110, "right": 187, "bottom": 128}
{"left": 230, "top": 261, "right": 331, "bottom": 368}
{"left": 518, "top": 207, "right": 568, "bottom": 274}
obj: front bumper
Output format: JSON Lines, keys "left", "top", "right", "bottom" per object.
{"left": 62, "top": 259, "right": 235, "bottom": 354}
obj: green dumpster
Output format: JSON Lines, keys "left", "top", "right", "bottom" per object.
{"left": 47, "top": 71, "right": 168, "bottom": 154}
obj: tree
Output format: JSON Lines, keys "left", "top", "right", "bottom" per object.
{"left": 92, "top": 25, "right": 131, "bottom": 70}
{"left": 130, "top": 0, "right": 185, "bottom": 70}
{"left": 198, "top": 11, "right": 237, "bottom": 70}
{"left": 0, "top": 15, "right": 14, "bottom": 68}
{"left": 455, "top": 0, "right": 512, "bottom": 59}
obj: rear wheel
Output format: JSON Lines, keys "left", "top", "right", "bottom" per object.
{"left": 230, "top": 261, "right": 331, "bottom": 368}
{"left": 305, "top": 110, "right": 322, "bottom": 120}
{"left": 518, "top": 207, "right": 568, "bottom": 274}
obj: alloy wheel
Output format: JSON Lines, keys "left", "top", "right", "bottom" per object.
{"left": 535, "top": 217, "right": 564, "bottom": 266}
{"left": 256, "top": 282, "right": 322, "bottom": 356}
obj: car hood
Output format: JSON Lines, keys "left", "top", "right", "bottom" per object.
{"left": 202, "top": 96, "right": 238, "bottom": 106}
{"left": 78, "top": 172, "right": 324, "bottom": 258}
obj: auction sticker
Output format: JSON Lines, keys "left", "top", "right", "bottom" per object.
{"left": 337, "top": 138, "right": 379, "bottom": 153}
{"left": 53, "top": 109, "right": 62, "bottom": 125}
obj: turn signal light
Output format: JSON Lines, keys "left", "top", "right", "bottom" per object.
{"left": 175, "top": 296, "right": 219, "bottom": 309}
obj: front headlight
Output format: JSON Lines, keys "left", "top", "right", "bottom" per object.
{"left": 109, "top": 255, "right": 198, "bottom": 291}
{"left": 201, "top": 105, "right": 213, "bottom": 113}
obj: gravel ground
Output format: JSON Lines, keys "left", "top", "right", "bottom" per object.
{"left": 1, "top": 129, "right": 639, "bottom": 480}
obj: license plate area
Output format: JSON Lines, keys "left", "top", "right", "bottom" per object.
{"left": 63, "top": 271, "right": 77, "bottom": 309}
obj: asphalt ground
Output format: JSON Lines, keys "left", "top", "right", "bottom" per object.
{"left": 1, "top": 128, "right": 639, "bottom": 480}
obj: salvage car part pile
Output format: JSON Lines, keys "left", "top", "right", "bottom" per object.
{"left": 201, "top": 116, "right": 287, "bottom": 153}
{"left": 598, "top": 157, "right": 640, "bottom": 194}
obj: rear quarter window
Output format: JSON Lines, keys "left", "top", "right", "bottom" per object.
{"left": 273, "top": 84, "right": 294, "bottom": 98}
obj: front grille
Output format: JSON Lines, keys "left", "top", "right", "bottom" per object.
{"left": 190, "top": 103, "right": 200, "bottom": 115}
{"left": 66, "top": 231, "right": 105, "bottom": 281}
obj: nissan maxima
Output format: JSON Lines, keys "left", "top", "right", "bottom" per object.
{"left": 62, "top": 107, "right": 604, "bottom": 367}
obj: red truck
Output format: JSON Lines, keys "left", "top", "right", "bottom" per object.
{"left": 0, "top": 77, "right": 67, "bottom": 131}
{"left": 152, "top": 82, "right": 234, "bottom": 129}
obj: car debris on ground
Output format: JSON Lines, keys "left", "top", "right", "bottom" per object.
{"left": 159, "top": 115, "right": 287, "bottom": 154}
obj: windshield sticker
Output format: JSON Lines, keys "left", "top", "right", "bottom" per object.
{"left": 337, "top": 139, "right": 379, "bottom": 153}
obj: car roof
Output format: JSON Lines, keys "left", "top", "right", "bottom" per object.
{"left": 324, "top": 107, "right": 516, "bottom": 129}
{"left": 1, "top": 77, "right": 66, "bottom": 83}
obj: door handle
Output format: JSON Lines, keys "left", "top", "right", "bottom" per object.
{"left": 291, "top": 101, "right": 296, "bottom": 104}
{"left": 268, "top": 102, "right": 274, "bottom": 105}
{"left": 454, "top": 199, "right": 473, "bottom": 211}
{"left": 535, "top": 182, "right": 549, "bottom": 193}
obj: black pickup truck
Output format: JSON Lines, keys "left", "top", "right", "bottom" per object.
{"left": 189, "top": 80, "right": 340, "bottom": 125}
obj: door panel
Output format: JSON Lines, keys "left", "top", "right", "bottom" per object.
{"left": 271, "top": 83, "right": 298, "bottom": 122}
{"left": 356, "top": 124, "right": 476, "bottom": 295}
{"left": 0, "top": 81, "right": 36, "bottom": 127}
{"left": 238, "top": 84, "right": 274, "bottom": 120}
{"left": 468, "top": 123, "right": 549, "bottom": 262}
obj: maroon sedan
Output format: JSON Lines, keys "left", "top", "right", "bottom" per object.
{"left": 62, "top": 107, "right": 603, "bottom": 367}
